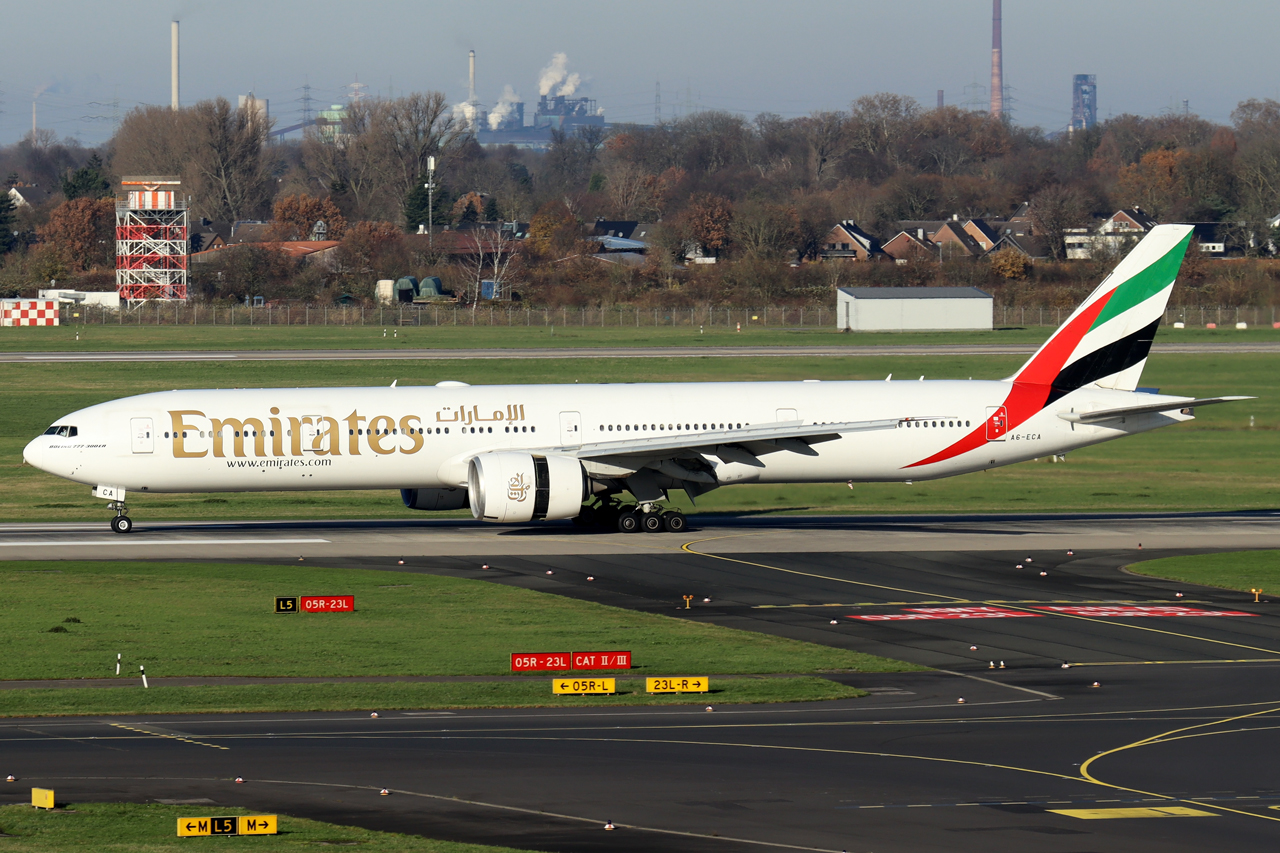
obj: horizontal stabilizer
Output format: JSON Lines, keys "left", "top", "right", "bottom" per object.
{"left": 1057, "top": 396, "right": 1253, "bottom": 424}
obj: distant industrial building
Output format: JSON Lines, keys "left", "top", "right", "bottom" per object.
{"left": 1071, "top": 74, "right": 1097, "bottom": 131}
{"left": 836, "top": 287, "right": 993, "bottom": 332}
{"left": 533, "top": 95, "right": 603, "bottom": 130}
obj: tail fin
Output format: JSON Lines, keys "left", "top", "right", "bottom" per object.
{"left": 1012, "top": 224, "right": 1194, "bottom": 403}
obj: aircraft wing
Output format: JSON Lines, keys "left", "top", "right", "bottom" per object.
{"left": 551, "top": 416, "right": 955, "bottom": 465}
{"left": 1057, "top": 396, "right": 1253, "bottom": 425}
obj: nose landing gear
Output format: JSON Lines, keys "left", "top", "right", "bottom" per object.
{"left": 108, "top": 502, "right": 133, "bottom": 534}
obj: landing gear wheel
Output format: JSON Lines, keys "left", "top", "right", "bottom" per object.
{"left": 662, "top": 511, "right": 687, "bottom": 533}
{"left": 641, "top": 512, "right": 664, "bottom": 533}
{"left": 110, "top": 515, "right": 133, "bottom": 535}
{"left": 616, "top": 511, "right": 640, "bottom": 533}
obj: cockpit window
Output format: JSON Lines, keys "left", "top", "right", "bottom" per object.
{"left": 43, "top": 426, "right": 77, "bottom": 437}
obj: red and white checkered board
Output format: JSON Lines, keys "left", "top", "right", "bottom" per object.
{"left": 1, "top": 300, "right": 59, "bottom": 326}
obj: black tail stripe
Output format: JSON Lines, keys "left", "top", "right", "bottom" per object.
{"left": 1044, "top": 317, "right": 1162, "bottom": 406}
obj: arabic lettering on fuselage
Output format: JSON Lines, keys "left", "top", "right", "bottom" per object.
{"left": 166, "top": 403, "right": 527, "bottom": 459}
{"left": 435, "top": 404, "right": 525, "bottom": 426}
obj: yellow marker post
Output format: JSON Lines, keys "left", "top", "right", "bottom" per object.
{"left": 682, "top": 595, "right": 694, "bottom": 609}
{"left": 1252, "top": 588, "right": 1263, "bottom": 602}
{"left": 31, "top": 788, "right": 54, "bottom": 809}
{"left": 552, "top": 678, "right": 615, "bottom": 695}
{"left": 646, "top": 677, "right": 709, "bottom": 694}
{"left": 238, "top": 815, "right": 278, "bottom": 835}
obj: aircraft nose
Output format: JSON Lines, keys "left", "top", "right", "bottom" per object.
{"left": 22, "top": 437, "right": 43, "bottom": 470}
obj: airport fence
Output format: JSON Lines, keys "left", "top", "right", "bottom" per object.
{"left": 49, "top": 302, "right": 1280, "bottom": 329}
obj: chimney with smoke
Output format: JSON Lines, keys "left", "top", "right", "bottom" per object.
{"left": 990, "top": 0, "right": 1003, "bottom": 119}
{"left": 171, "top": 20, "right": 180, "bottom": 110}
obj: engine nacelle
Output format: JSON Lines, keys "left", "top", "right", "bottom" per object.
{"left": 400, "top": 487, "right": 469, "bottom": 511}
{"left": 467, "top": 452, "right": 585, "bottom": 523}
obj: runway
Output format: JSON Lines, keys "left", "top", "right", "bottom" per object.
{"left": 4, "top": 340, "right": 1278, "bottom": 362}
{"left": 4, "top": 513, "right": 1280, "bottom": 851}
{"left": 3, "top": 510, "right": 1279, "bottom": 561}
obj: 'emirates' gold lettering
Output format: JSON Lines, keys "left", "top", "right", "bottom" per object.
{"left": 169, "top": 410, "right": 207, "bottom": 458}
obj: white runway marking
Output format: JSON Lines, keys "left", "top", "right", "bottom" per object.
{"left": 0, "top": 538, "right": 330, "bottom": 547}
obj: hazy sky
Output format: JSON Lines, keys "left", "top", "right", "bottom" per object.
{"left": 5, "top": 0, "right": 1279, "bottom": 146}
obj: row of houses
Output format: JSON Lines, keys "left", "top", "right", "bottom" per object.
{"left": 822, "top": 205, "right": 1280, "bottom": 264}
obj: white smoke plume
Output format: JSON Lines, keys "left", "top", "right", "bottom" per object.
{"left": 488, "top": 85, "right": 521, "bottom": 131}
{"left": 538, "top": 52, "right": 584, "bottom": 97}
{"left": 558, "top": 72, "right": 581, "bottom": 97}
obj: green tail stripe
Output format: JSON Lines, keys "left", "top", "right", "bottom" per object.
{"left": 1089, "top": 230, "right": 1193, "bottom": 331}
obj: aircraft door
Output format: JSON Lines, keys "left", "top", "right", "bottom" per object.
{"left": 559, "top": 411, "right": 582, "bottom": 446}
{"left": 130, "top": 418, "right": 154, "bottom": 454}
{"left": 985, "top": 406, "right": 1008, "bottom": 441}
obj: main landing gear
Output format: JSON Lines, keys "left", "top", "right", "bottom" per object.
{"left": 575, "top": 500, "right": 687, "bottom": 534}
{"left": 108, "top": 502, "right": 133, "bottom": 534}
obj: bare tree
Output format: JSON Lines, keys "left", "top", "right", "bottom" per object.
{"left": 377, "top": 92, "right": 464, "bottom": 205}
{"left": 800, "top": 111, "right": 849, "bottom": 185}
{"left": 189, "top": 98, "right": 275, "bottom": 221}
{"left": 459, "top": 226, "right": 519, "bottom": 307}
{"left": 1029, "top": 185, "right": 1089, "bottom": 261}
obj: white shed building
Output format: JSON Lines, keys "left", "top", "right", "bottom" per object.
{"left": 836, "top": 287, "right": 993, "bottom": 332}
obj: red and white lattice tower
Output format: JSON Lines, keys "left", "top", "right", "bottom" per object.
{"left": 116, "top": 176, "right": 188, "bottom": 301}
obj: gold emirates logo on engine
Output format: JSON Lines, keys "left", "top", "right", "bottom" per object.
{"left": 507, "top": 473, "right": 531, "bottom": 502}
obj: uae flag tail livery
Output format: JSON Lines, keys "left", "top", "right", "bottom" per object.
{"left": 22, "top": 223, "right": 1252, "bottom": 533}
{"left": 909, "top": 224, "right": 1247, "bottom": 470}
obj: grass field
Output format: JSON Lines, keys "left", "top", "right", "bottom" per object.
{"left": 0, "top": 559, "right": 898, "bottom": 715}
{"left": 1129, "top": 550, "right": 1280, "bottom": 593}
{"left": 4, "top": 320, "right": 1279, "bottom": 352}
{"left": 2, "top": 351, "right": 1274, "bottom": 521}
{"left": 0, "top": 803, "right": 532, "bottom": 852}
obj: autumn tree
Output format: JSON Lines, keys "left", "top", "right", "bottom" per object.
{"left": 988, "top": 246, "right": 1031, "bottom": 279}
{"left": 37, "top": 197, "right": 115, "bottom": 272}
{"left": 800, "top": 111, "right": 849, "bottom": 185}
{"left": 685, "top": 193, "right": 734, "bottom": 258}
{"left": 268, "top": 194, "right": 347, "bottom": 241}
{"left": 526, "top": 200, "right": 582, "bottom": 259}
{"left": 1115, "top": 148, "right": 1188, "bottom": 220}
{"left": 335, "top": 221, "right": 405, "bottom": 277}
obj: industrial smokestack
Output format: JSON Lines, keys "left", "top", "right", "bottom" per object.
{"left": 171, "top": 20, "right": 180, "bottom": 110}
{"left": 990, "top": 0, "right": 1003, "bottom": 119}
{"left": 468, "top": 49, "right": 476, "bottom": 103}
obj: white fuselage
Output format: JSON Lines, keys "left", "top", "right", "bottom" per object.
{"left": 23, "top": 379, "right": 1187, "bottom": 497}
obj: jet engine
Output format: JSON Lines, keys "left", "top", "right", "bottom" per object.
{"left": 400, "top": 487, "right": 469, "bottom": 511}
{"left": 467, "top": 452, "right": 585, "bottom": 523}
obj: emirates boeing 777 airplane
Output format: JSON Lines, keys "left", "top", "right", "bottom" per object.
{"left": 23, "top": 224, "right": 1248, "bottom": 534}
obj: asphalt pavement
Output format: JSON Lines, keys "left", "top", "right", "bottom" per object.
{"left": 3, "top": 516, "right": 1280, "bottom": 851}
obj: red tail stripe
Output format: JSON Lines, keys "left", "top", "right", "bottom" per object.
{"left": 905, "top": 295, "right": 1111, "bottom": 469}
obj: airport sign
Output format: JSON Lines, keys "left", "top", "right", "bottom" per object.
{"left": 300, "top": 595, "right": 354, "bottom": 613}
{"left": 274, "top": 596, "right": 297, "bottom": 613}
{"left": 572, "top": 651, "right": 631, "bottom": 669}
{"left": 177, "top": 815, "right": 278, "bottom": 837}
{"left": 511, "top": 652, "right": 570, "bottom": 671}
{"left": 552, "top": 678, "right": 616, "bottom": 695}
{"left": 646, "top": 677, "right": 708, "bottom": 694}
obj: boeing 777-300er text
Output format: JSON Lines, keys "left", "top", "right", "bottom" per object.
{"left": 24, "top": 224, "right": 1250, "bottom": 534}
